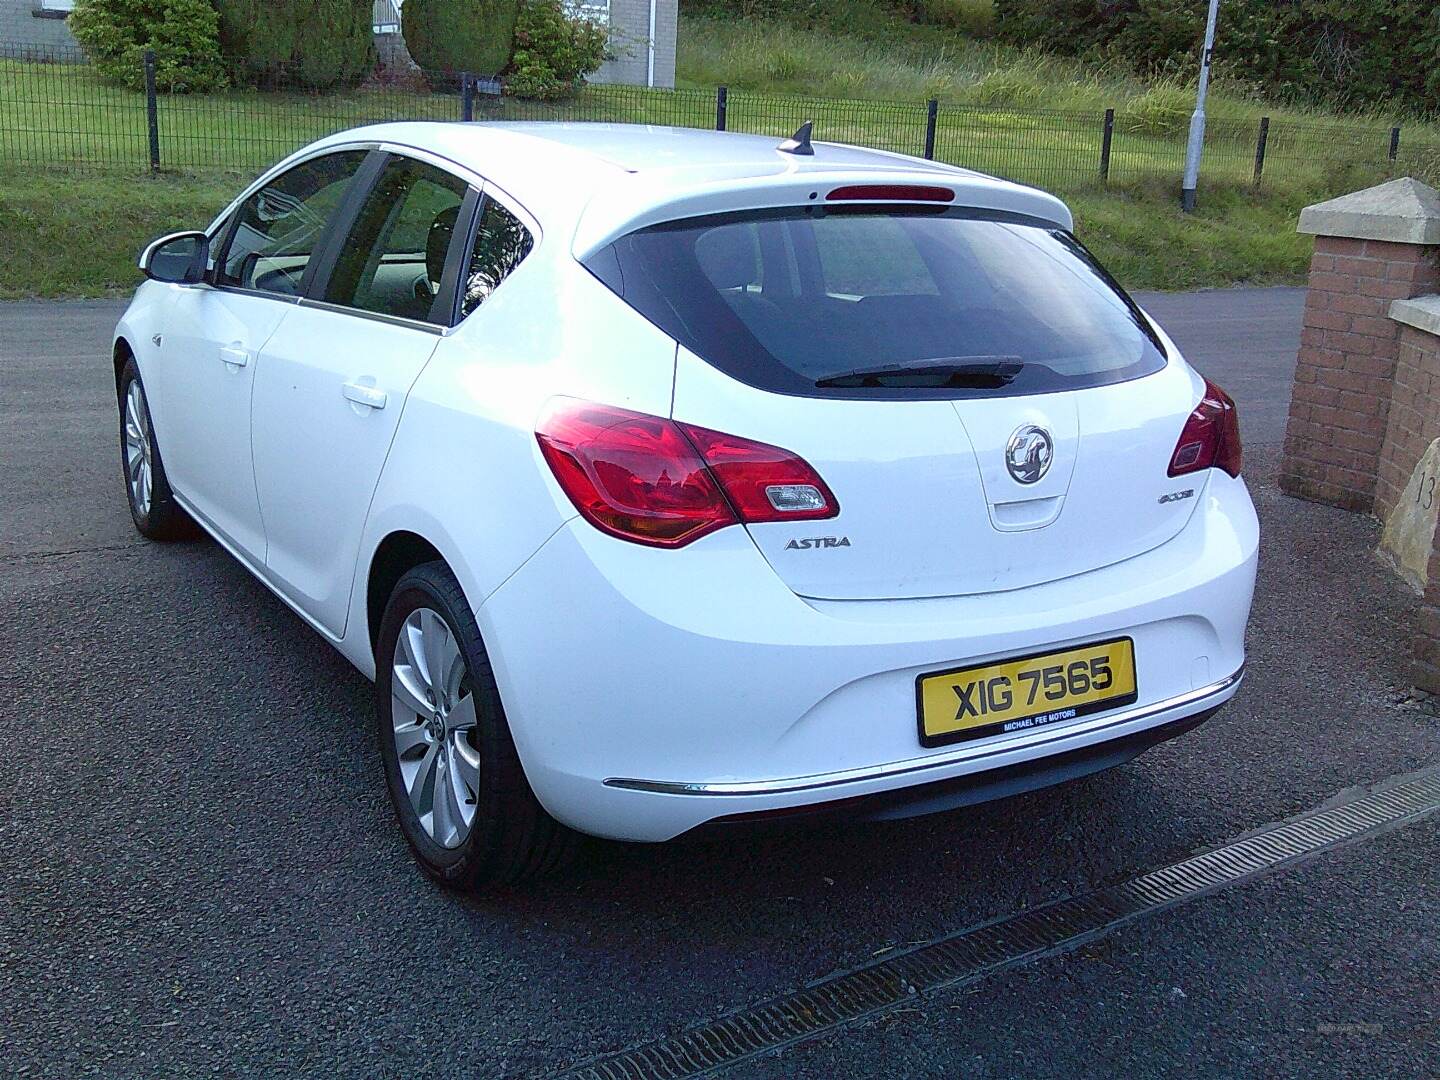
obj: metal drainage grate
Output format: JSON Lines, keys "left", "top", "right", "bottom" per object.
{"left": 553, "top": 767, "right": 1440, "bottom": 1080}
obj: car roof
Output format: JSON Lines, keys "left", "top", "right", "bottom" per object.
{"left": 303, "top": 121, "right": 1074, "bottom": 255}
{"left": 472, "top": 121, "right": 979, "bottom": 176}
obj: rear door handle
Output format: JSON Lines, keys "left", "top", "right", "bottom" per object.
{"left": 219, "top": 344, "right": 249, "bottom": 368}
{"left": 342, "top": 381, "right": 388, "bottom": 410}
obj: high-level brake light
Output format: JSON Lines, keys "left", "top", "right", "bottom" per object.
{"left": 826, "top": 184, "right": 955, "bottom": 203}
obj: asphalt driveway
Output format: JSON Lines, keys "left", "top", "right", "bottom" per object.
{"left": 3, "top": 287, "right": 1438, "bottom": 1079}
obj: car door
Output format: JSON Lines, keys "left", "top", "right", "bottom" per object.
{"left": 248, "top": 151, "right": 478, "bottom": 637}
{"left": 151, "top": 149, "right": 374, "bottom": 558}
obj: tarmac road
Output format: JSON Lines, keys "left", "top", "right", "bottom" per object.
{"left": 3, "top": 287, "right": 1437, "bottom": 1078}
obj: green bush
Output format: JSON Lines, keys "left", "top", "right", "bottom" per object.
{"left": 214, "top": 0, "right": 374, "bottom": 90}
{"left": 993, "top": 0, "right": 1440, "bottom": 115}
{"left": 402, "top": 0, "right": 520, "bottom": 80}
{"left": 992, "top": 0, "right": 1117, "bottom": 56}
{"left": 68, "top": 0, "right": 227, "bottom": 93}
{"left": 505, "top": 0, "right": 608, "bottom": 100}
{"left": 902, "top": 0, "right": 995, "bottom": 37}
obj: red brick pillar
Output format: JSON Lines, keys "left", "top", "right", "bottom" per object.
{"left": 1279, "top": 179, "right": 1440, "bottom": 512}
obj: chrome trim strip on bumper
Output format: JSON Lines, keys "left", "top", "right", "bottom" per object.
{"left": 604, "top": 666, "right": 1244, "bottom": 797}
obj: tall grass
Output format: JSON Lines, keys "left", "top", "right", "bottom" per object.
{"left": 677, "top": 9, "right": 1429, "bottom": 131}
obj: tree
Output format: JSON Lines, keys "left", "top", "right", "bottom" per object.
{"left": 402, "top": 0, "right": 521, "bottom": 81}
{"left": 213, "top": 0, "right": 375, "bottom": 89}
{"left": 69, "top": 0, "right": 227, "bottom": 93}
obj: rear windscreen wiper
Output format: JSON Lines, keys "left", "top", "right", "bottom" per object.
{"left": 815, "top": 356, "right": 1024, "bottom": 389}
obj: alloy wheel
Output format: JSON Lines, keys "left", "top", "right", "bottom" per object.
{"left": 124, "top": 379, "right": 153, "bottom": 516}
{"left": 390, "top": 607, "right": 480, "bottom": 848}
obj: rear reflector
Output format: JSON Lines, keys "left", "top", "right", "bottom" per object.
{"left": 1168, "top": 378, "right": 1242, "bottom": 479}
{"left": 827, "top": 184, "right": 955, "bottom": 203}
{"left": 537, "top": 400, "right": 837, "bottom": 548}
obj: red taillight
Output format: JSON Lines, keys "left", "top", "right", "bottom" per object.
{"left": 827, "top": 184, "right": 955, "bottom": 203}
{"left": 536, "top": 400, "right": 838, "bottom": 548}
{"left": 676, "top": 420, "right": 839, "bottom": 524}
{"left": 1168, "top": 378, "right": 1242, "bottom": 479}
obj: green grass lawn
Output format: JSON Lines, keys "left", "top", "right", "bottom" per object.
{"left": 2, "top": 2, "right": 1435, "bottom": 299}
{"left": 0, "top": 173, "right": 238, "bottom": 300}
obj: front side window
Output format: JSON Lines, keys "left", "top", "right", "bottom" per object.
{"left": 217, "top": 150, "right": 368, "bottom": 296}
{"left": 460, "top": 198, "right": 533, "bottom": 319}
{"left": 323, "top": 155, "right": 471, "bottom": 323}
{"left": 588, "top": 206, "right": 1167, "bottom": 399}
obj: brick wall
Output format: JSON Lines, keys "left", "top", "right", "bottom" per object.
{"left": 1392, "top": 321, "right": 1440, "bottom": 691}
{"left": 1279, "top": 179, "right": 1440, "bottom": 696}
{"left": 1280, "top": 235, "right": 1440, "bottom": 511}
{"left": 1378, "top": 325, "right": 1440, "bottom": 519}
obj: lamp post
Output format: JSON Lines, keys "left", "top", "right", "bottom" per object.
{"left": 1181, "top": 0, "right": 1221, "bottom": 212}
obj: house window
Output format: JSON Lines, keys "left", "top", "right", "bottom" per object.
{"left": 373, "top": 0, "right": 402, "bottom": 33}
{"left": 33, "top": 0, "right": 75, "bottom": 15}
{"left": 564, "top": 0, "right": 610, "bottom": 24}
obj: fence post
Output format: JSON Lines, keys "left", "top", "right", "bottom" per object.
{"left": 143, "top": 49, "right": 160, "bottom": 172}
{"left": 1252, "top": 116, "right": 1269, "bottom": 187}
{"left": 461, "top": 72, "right": 474, "bottom": 122}
{"left": 1390, "top": 126, "right": 1402, "bottom": 171}
{"left": 1099, "top": 107, "right": 1114, "bottom": 186}
{"left": 923, "top": 99, "right": 938, "bottom": 160}
{"left": 715, "top": 85, "right": 727, "bottom": 132}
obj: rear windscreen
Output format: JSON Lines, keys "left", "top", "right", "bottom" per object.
{"left": 584, "top": 206, "right": 1167, "bottom": 399}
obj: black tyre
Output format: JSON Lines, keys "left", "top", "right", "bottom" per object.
{"left": 118, "top": 357, "right": 194, "bottom": 541}
{"left": 376, "top": 561, "right": 577, "bottom": 889}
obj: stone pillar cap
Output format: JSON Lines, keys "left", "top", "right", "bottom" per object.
{"left": 1298, "top": 177, "right": 1440, "bottom": 244}
{"left": 1391, "top": 295, "right": 1440, "bottom": 337}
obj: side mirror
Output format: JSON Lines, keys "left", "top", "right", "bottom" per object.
{"left": 139, "top": 231, "right": 210, "bottom": 285}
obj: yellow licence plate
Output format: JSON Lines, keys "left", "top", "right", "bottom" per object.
{"left": 917, "top": 638, "right": 1137, "bottom": 748}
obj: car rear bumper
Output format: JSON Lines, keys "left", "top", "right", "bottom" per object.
{"left": 687, "top": 696, "right": 1229, "bottom": 832}
{"left": 607, "top": 668, "right": 1239, "bottom": 801}
{"left": 479, "top": 471, "right": 1258, "bottom": 842}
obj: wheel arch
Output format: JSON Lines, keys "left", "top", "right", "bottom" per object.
{"left": 113, "top": 336, "right": 136, "bottom": 398}
{"left": 366, "top": 530, "right": 448, "bottom": 656}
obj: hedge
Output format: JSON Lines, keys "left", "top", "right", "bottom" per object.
{"left": 993, "top": 0, "right": 1440, "bottom": 115}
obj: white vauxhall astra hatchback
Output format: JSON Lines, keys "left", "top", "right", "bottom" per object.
{"left": 114, "top": 121, "right": 1257, "bottom": 888}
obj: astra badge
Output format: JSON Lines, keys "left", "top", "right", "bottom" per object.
{"left": 1005, "top": 425, "right": 1054, "bottom": 485}
{"left": 786, "top": 536, "right": 851, "bottom": 550}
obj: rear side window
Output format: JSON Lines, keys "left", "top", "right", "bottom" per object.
{"left": 587, "top": 207, "right": 1166, "bottom": 399}
{"left": 323, "top": 155, "right": 470, "bottom": 324}
{"left": 460, "top": 197, "right": 534, "bottom": 318}
{"left": 217, "top": 150, "right": 368, "bottom": 296}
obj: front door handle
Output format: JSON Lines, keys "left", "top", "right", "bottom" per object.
{"left": 219, "top": 344, "right": 249, "bottom": 368}
{"left": 342, "top": 381, "right": 388, "bottom": 410}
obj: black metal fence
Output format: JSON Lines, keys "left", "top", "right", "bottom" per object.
{"left": 4, "top": 45, "right": 1438, "bottom": 200}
